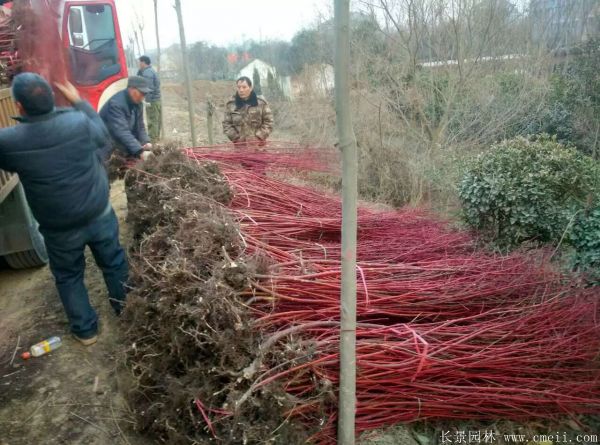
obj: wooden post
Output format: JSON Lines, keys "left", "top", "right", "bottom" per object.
{"left": 207, "top": 97, "right": 215, "bottom": 145}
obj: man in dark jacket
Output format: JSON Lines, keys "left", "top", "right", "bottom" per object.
{"left": 99, "top": 76, "right": 152, "bottom": 163}
{"left": 0, "top": 73, "right": 128, "bottom": 345}
{"left": 137, "top": 55, "right": 161, "bottom": 142}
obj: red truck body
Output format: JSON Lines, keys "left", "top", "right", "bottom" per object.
{"left": 0, "top": 0, "right": 128, "bottom": 268}
{"left": 2, "top": 0, "right": 128, "bottom": 109}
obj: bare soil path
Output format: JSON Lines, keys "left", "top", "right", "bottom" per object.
{"left": 0, "top": 81, "right": 228, "bottom": 445}
{"left": 0, "top": 182, "right": 145, "bottom": 445}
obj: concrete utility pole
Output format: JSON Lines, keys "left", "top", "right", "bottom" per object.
{"left": 334, "top": 0, "right": 358, "bottom": 444}
{"left": 174, "top": 0, "right": 197, "bottom": 146}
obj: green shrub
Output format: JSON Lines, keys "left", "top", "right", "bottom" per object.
{"left": 522, "top": 102, "right": 575, "bottom": 144}
{"left": 459, "top": 135, "right": 599, "bottom": 248}
{"left": 571, "top": 207, "right": 600, "bottom": 282}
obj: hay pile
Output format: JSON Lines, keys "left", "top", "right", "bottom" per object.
{"left": 120, "top": 150, "right": 311, "bottom": 444}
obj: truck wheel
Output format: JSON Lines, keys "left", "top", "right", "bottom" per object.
{"left": 4, "top": 226, "right": 48, "bottom": 269}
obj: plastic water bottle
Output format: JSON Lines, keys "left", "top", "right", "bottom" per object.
{"left": 21, "top": 336, "right": 62, "bottom": 360}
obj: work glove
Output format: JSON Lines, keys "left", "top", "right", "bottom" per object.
{"left": 140, "top": 150, "right": 154, "bottom": 161}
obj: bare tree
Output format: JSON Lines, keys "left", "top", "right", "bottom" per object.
{"left": 294, "top": 0, "right": 553, "bottom": 206}
{"left": 134, "top": 7, "right": 147, "bottom": 54}
{"left": 273, "top": 0, "right": 595, "bottom": 208}
{"left": 174, "top": 0, "right": 197, "bottom": 145}
{"left": 352, "top": 0, "right": 545, "bottom": 146}
{"left": 153, "top": 0, "right": 161, "bottom": 71}
{"left": 132, "top": 25, "right": 141, "bottom": 56}
{"left": 127, "top": 36, "right": 137, "bottom": 67}
{"left": 154, "top": 0, "right": 166, "bottom": 139}
{"left": 528, "top": 0, "right": 598, "bottom": 50}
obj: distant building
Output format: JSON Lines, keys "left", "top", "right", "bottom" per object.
{"left": 530, "top": 0, "right": 600, "bottom": 47}
{"left": 237, "top": 59, "right": 291, "bottom": 99}
{"left": 237, "top": 59, "right": 276, "bottom": 84}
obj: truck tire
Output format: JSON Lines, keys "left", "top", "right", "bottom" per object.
{"left": 4, "top": 225, "right": 48, "bottom": 269}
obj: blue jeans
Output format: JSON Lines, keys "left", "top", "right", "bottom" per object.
{"left": 40, "top": 205, "right": 128, "bottom": 339}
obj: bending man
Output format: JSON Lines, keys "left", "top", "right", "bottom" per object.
{"left": 99, "top": 76, "right": 153, "bottom": 163}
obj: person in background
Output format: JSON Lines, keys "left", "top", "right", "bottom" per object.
{"left": 137, "top": 55, "right": 162, "bottom": 142}
{"left": 0, "top": 73, "right": 129, "bottom": 346}
{"left": 99, "top": 76, "right": 153, "bottom": 163}
{"left": 222, "top": 76, "right": 273, "bottom": 147}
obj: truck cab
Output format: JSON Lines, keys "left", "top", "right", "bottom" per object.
{"left": 0, "top": 0, "right": 127, "bottom": 268}
{"left": 62, "top": 0, "right": 129, "bottom": 110}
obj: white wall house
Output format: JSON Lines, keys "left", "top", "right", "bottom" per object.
{"left": 238, "top": 59, "right": 275, "bottom": 83}
{"left": 238, "top": 59, "right": 291, "bottom": 99}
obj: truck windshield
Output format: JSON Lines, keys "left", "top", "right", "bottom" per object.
{"left": 67, "top": 4, "right": 121, "bottom": 85}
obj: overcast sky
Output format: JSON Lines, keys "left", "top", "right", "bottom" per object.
{"left": 115, "top": 0, "right": 334, "bottom": 51}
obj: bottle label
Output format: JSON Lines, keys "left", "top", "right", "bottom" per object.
{"left": 42, "top": 340, "right": 51, "bottom": 353}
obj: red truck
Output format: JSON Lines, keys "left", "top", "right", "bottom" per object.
{"left": 0, "top": 0, "right": 128, "bottom": 268}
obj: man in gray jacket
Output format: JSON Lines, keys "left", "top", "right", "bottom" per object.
{"left": 137, "top": 55, "right": 161, "bottom": 142}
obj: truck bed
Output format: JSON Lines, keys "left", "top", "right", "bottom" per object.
{"left": 0, "top": 87, "right": 18, "bottom": 204}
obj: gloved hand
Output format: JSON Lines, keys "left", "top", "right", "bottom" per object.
{"left": 140, "top": 150, "right": 154, "bottom": 161}
{"left": 142, "top": 143, "right": 153, "bottom": 150}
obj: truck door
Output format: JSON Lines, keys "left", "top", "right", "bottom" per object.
{"left": 64, "top": 2, "right": 127, "bottom": 109}
{"left": 67, "top": 4, "right": 121, "bottom": 85}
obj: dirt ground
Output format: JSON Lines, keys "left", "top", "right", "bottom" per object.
{"left": 0, "top": 81, "right": 300, "bottom": 445}
{"left": 0, "top": 182, "right": 146, "bottom": 445}
{"left": 0, "top": 83, "right": 314, "bottom": 445}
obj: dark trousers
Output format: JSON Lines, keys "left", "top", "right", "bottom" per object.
{"left": 40, "top": 205, "right": 128, "bottom": 338}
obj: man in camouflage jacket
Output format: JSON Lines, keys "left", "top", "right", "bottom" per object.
{"left": 222, "top": 76, "right": 273, "bottom": 145}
